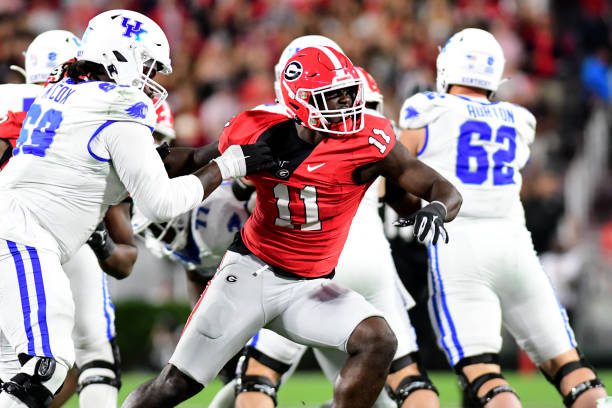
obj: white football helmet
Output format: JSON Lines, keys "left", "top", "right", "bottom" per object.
{"left": 436, "top": 28, "right": 505, "bottom": 95}
{"left": 79, "top": 9, "right": 172, "bottom": 107}
{"left": 274, "top": 35, "right": 343, "bottom": 104}
{"left": 355, "top": 66, "right": 384, "bottom": 113}
{"left": 23, "top": 30, "right": 80, "bottom": 84}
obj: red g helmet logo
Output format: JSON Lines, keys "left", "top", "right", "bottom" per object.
{"left": 279, "top": 46, "right": 365, "bottom": 135}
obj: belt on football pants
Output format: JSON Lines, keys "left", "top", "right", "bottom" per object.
{"left": 228, "top": 232, "right": 335, "bottom": 281}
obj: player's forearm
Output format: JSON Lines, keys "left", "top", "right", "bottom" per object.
{"left": 193, "top": 162, "right": 223, "bottom": 200}
{"left": 162, "top": 142, "right": 220, "bottom": 178}
{"left": 97, "top": 244, "right": 138, "bottom": 280}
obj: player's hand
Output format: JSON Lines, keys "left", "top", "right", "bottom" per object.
{"left": 156, "top": 141, "right": 171, "bottom": 160}
{"left": 394, "top": 201, "right": 449, "bottom": 245}
{"left": 213, "top": 142, "right": 276, "bottom": 179}
{"left": 86, "top": 222, "right": 116, "bottom": 260}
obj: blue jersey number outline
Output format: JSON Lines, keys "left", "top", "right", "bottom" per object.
{"left": 14, "top": 104, "right": 63, "bottom": 157}
{"left": 456, "top": 120, "right": 517, "bottom": 185}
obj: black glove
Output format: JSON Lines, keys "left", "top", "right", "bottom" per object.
{"left": 240, "top": 142, "right": 277, "bottom": 175}
{"left": 86, "top": 222, "right": 116, "bottom": 260}
{"left": 231, "top": 178, "right": 256, "bottom": 201}
{"left": 156, "top": 142, "right": 171, "bottom": 160}
{"left": 213, "top": 142, "right": 277, "bottom": 179}
{"left": 394, "top": 201, "right": 449, "bottom": 245}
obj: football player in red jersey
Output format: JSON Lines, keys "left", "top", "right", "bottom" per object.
{"left": 123, "top": 46, "right": 462, "bottom": 408}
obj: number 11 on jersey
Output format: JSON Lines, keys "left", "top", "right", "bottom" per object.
{"left": 274, "top": 184, "right": 321, "bottom": 231}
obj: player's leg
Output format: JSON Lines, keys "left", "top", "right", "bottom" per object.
{"left": 61, "top": 245, "right": 121, "bottom": 408}
{"left": 312, "top": 285, "right": 438, "bottom": 408}
{"left": 500, "top": 236, "right": 606, "bottom": 408}
{"left": 426, "top": 239, "right": 520, "bottom": 408}
{"left": 367, "top": 274, "right": 438, "bottom": 408}
{"left": 313, "top": 347, "right": 396, "bottom": 408}
{"left": 121, "top": 251, "right": 277, "bottom": 407}
{"left": 232, "top": 329, "right": 307, "bottom": 408}
{"left": 540, "top": 349, "right": 607, "bottom": 408}
{"left": 0, "top": 240, "right": 75, "bottom": 407}
{"left": 333, "top": 213, "right": 439, "bottom": 407}
{"left": 270, "top": 279, "right": 397, "bottom": 408}
{"left": 0, "top": 330, "right": 21, "bottom": 384}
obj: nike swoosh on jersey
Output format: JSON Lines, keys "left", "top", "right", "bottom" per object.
{"left": 307, "top": 163, "right": 326, "bottom": 172}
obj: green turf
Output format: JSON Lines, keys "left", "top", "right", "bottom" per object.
{"left": 61, "top": 370, "right": 612, "bottom": 407}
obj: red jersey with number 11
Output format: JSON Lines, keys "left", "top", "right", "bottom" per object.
{"left": 218, "top": 105, "right": 396, "bottom": 278}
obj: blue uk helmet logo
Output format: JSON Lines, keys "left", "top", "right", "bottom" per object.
{"left": 121, "top": 17, "right": 147, "bottom": 41}
{"left": 126, "top": 102, "right": 148, "bottom": 119}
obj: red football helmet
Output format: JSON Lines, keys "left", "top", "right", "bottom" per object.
{"left": 154, "top": 98, "right": 176, "bottom": 144}
{"left": 355, "top": 66, "right": 384, "bottom": 114}
{"left": 280, "top": 46, "right": 364, "bottom": 135}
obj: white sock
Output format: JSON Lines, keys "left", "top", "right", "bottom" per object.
{"left": 208, "top": 379, "right": 237, "bottom": 408}
{"left": 79, "top": 383, "right": 118, "bottom": 408}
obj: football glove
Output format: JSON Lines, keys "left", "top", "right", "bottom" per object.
{"left": 86, "top": 222, "right": 116, "bottom": 260}
{"left": 394, "top": 201, "right": 449, "bottom": 245}
{"left": 156, "top": 141, "right": 171, "bottom": 160}
{"left": 213, "top": 142, "right": 276, "bottom": 179}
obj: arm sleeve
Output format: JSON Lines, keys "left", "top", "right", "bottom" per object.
{"left": 103, "top": 121, "right": 204, "bottom": 222}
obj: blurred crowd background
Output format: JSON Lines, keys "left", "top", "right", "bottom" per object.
{"left": 0, "top": 0, "right": 611, "bottom": 370}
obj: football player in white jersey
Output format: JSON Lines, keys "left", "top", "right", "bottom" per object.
{"left": 207, "top": 36, "right": 440, "bottom": 408}
{"left": 0, "top": 29, "right": 137, "bottom": 408}
{"left": 0, "top": 9, "right": 274, "bottom": 408}
{"left": 399, "top": 28, "right": 607, "bottom": 408}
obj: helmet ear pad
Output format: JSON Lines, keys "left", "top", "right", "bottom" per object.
{"left": 279, "top": 46, "right": 366, "bottom": 135}
{"left": 436, "top": 28, "right": 506, "bottom": 94}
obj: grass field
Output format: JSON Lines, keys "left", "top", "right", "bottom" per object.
{"left": 60, "top": 370, "right": 612, "bottom": 407}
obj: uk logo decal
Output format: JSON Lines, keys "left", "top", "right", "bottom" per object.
{"left": 121, "top": 17, "right": 147, "bottom": 41}
{"left": 126, "top": 102, "right": 148, "bottom": 119}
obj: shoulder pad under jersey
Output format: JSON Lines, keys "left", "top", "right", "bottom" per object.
{"left": 70, "top": 81, "right": 157, "bottom": 131}
{"left": 219, "top": 106, "right": 291, "bottom": 151}
{"left": 509, "top": 102, "right": 536, "bottom": 146}
{"left": 398, "top": 91, "right": 448, "bottom": 129}
{"left": 0, "top": 83, "right": 43, "bottom": 115}
{"left": 251, "top": 103, "right": 292, "bottom": 117}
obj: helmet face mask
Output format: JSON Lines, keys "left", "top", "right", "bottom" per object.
{"left": 79, "top": 10, "right": 172, "bottom": 108}
{"left": 436, "top": 28, "right": 506, "bottom": 95}
{"left": 280, "top": 46, "right": 365, "bottom": 135}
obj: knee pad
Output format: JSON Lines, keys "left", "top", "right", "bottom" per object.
{"left": 2, "top": 355, "right": 68, "bottom": 408}
{"left": 77, "top": 339, "right": 121, "bottom": 392}
{"left": 541, "top": 353, "right": 605, "bottom": 407}
{"left": 455, "top": 354, "right": 518, "bottom": 408}
{"left": 387, "top": 352, "right": 439, "bottom": 406}
{"left": 234, "top": 347, "right": 283, "bottom": 406}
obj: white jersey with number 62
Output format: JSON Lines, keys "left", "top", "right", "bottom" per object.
{"left": 399, "top": 91, "right": 535, "bottom": 222}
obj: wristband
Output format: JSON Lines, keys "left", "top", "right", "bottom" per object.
{"left": 429, "top": 201, "right": 448, "bottom": 220}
